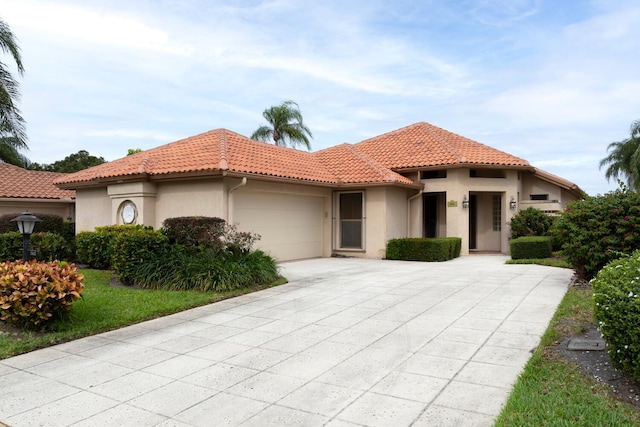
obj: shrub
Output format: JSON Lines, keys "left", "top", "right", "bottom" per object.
{"left": 223, "top": 223, "right": 261, "bottom": 255}
{"left": 386, "top": 238, "right": 461, "bottom": 262}
{"left": 76, "top": 225, "right": 152, "bottom": 269}
{"left": 0, "top": 260, "right": 84, "bottom": 329}
{"left": 110, "top": 229, "right": 168, "bottom": 285}
{"left": 592, "top": 252, "right": 640, "bottom": 382}
{"left": 553, "top": 187, "right": 640, "bottom": 279}
{"left": 62, "top": 221, "right": 76, "bottom": 258}
{"left": 76, "top": 231, "right": 114, "bottom": 268}
{"left": 510, "top": 236, "right": 552, "bottom": 260}
{"left": 0, "top": 213, "right": 64, "bottom": 235}
{"left": 0, "top": 232, "right": 23, "bottom": 261}
{"left": 162, "top": 216, "right": 227, "bottom": 250}
{"left": 31, "top": 232, "right": 69, "bottom": 261}
{"left": 510, "top": 207, "right": 553, "bottom": 238}
{"left": 132, "top": 248, "right": 279, "bottom": 291}
{"left": 441, "top": 237, "right": 462, "bottom": 258}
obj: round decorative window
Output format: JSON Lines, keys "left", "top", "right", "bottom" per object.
{"left": 120, "top": 201, "right": 137, "bottom": 224}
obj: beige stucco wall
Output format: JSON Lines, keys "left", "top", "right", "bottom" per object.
{"left": 75, "top": 187, "right": 111, "bottom": 232}
{"left": 0, "top": 199, "right": 75, "bottom": 222}
{"left": 333, "top": 187, "right": 411, "bottom": 259}
{"left": 154, "top": 180, "right": 225, "bottom": 229}
{"left": 519, "top": 174, "right": 580, "bottom": 213}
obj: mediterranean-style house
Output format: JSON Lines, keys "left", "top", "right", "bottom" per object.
{"left": 0, "top": 162, "right": 76, "bottom": 220}
{"left": 54, "top": 122, "right": 582, "bottom": 261}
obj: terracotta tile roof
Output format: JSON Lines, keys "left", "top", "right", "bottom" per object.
{"left": 0, "top": 162, "right": 75, "bottom": 199}
{"left": 354, "top": 122, "right": 530, "bottom": 169}
{"left": 55, "top": 122, "right": 554, "bottom": 191}
{"left": 315, "top": 144, "right": 416, "bottom": 186}
{"left": 55, "top": 129, "right": 340, "bottom": 186}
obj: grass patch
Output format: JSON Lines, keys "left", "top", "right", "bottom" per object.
{"left": 0, "top": 269, "right": 287, "bottom": 360}
{"left": 506, "top": 257, "right": 571, "bottom": 269}
{"left": 495, "top": 287, "right": 640, "bottom": 426}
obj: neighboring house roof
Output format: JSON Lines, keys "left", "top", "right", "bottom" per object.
{"left": 54, "top": 122, "right": 579, "bottom": 194}
{"left": 0, "top": 162, "right": 75, "bottom": 200}
{"left": 354, "top": 122, "right": 530, "bottom": 170}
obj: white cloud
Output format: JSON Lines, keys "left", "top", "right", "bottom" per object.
{"left": 1, "top": 0, "right": 193, "bottom": 55}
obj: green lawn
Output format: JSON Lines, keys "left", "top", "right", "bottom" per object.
{"left": 495, "top": 286, "right": 640, "bottom": 426}
{"left": 505, "top": 257, "right": 571, "bottom": 269}
{"left": 0, "top": 269, "right": 286, "bottom": 360}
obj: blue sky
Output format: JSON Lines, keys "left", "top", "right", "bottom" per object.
{"left": 1, "top": 0, "right": 639, "bottom": 195}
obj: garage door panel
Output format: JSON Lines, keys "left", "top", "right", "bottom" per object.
{"left": 235, "top": 192, "right": 323, "bottom": 261}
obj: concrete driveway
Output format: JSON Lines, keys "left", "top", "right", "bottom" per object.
{"left": 0, "top": 256, "right": 572, "bottom": 427}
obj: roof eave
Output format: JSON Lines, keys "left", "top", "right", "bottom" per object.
{"left": 393, "top": 163, "right": 533, "bottom": 173}
{"left": 0, "top": 197, "right": 76, "bottom": 203}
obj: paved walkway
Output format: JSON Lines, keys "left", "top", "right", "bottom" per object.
{"left": 0, "top": 256, "right": 572, "bottom": 427}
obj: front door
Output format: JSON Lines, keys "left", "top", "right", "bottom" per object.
{"left": 424, "top": 194, "right": 438, "bottom": 238}
{"left": 469, "top": 192, "right": 502, "bottom": 252}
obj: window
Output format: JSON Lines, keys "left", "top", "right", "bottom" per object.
{"left": 470, "top": 169, "right": 506, "bottom": 178}
{"left": 492, "top": 195, "right": 501, "bottom": 232}
{"left": 421, "top": 170, "right": 447, "bottom": 179}
{"left": 339, "top": 192, "right": 364, "bottom": 249}
{"left": 530, "top": 194, "right": 549, "bottom": 201}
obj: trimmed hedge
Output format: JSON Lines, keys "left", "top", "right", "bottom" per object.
{"left": 510, "top": 236, "right": 552, "bottom": 260}
{"left": 111, "top": 230, "right": 168, "bottom": 285}
{"left": 0, "top": 212, "right": 64, "bottom": 235}
{"left": 592, "top": 252, "right": 640, "bottom": 382}
{"left": 31, "top": 232, "right": 69, "bottom": 261}
{"left": 386, "top": 237, "right": 462, "bottom": 262}
{"left": 0, "top": 232, "right": 22, "bottom": 261}
{"left": 76, "top": 225, "right": 152, "bottom": 269}
{"left": 0, "top": 231, "right": 69, "bottom": 261}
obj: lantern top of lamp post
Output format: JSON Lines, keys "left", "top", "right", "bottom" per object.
{"left": 11, "top": 211, "right": 42, "bottom": 235}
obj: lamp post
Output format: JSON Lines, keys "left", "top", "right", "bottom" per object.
{"left": 11, "top": 212, "right": 41, "bottom": 262}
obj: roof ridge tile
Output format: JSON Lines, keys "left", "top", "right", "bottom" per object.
{"left": 345, "top": 144, "right": 410, "bottom": 184}
{"left": 218, "top": 129, "right": 229, "bottom": 170}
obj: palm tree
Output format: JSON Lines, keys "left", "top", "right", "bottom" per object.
{"left": 0, "top": 18, "right": 27, "bottom": 165}
{"left": 251, "top": 100, "right": 313, "bottom": 150}
{"left": 600, "top": 120, "right": 640, "bottom": 190}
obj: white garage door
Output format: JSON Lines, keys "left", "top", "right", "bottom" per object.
{"left": 234, "top": 192, "right": 323, "bottom": 261}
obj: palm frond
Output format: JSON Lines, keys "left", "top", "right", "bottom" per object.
{"left": 600, "top": 121, "right": 640, "bottom": 190}
{"left": 251, "top": 100, "right": 313, "bottom": 150}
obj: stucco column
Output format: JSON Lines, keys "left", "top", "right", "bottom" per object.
{"left": 107, "top": 182, "right": 157, "bottom": 226}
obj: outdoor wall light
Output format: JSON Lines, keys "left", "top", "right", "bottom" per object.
{"left": 510, "top": 196, "right": 517, "bottom": 211}
{"left": 462, "top": 195, "right": 469, "bottom": 209}
{"left": 11, "top": 211, "right": 41, "bottom": 262}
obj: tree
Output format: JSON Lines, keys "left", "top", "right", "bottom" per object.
{"left": 28, "top": 150, "right": 105, "bottom": 173}
{"left": 0, "top": 18, "right": 27, "bottom": 165}
{"left": 600, "top": 119, "right": 640, "bottom": 191}
{"left": 127, "top": 148, "right": 142, "bottom": 155}
{"left": 251, "top": 100, "right": 313, "bottom": 150}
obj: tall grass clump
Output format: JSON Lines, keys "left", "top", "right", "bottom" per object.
{"left": 132, "top": 248, "right": 278, "bottom": 292}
